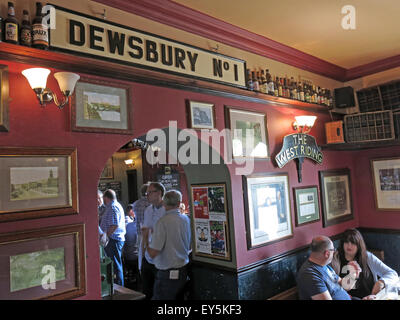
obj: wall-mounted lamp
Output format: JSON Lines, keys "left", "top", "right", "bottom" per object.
{"left": 124, "top": 158, "right": 135, "bottom": 168}
{"left": 22, "top": 68, "right": 80, "bottom": 109}
{"left": 293, "top": 115, "right": 317, "bottom": 133}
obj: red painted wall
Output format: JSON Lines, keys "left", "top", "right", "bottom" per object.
{"left": 0, "top": 59, "right": 362, "bottom": 298}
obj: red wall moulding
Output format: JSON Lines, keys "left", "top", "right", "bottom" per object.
{"left": 92, "top": 0, "right": 400, "bottom": 82}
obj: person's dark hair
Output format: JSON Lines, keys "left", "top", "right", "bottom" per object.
{"left": 148, "top": 182, "right": 165, "bottom": 197}
{"left": 140, "top": 183, "right": 149, "bottom": 197}
{"left": 103, "top": 189, "right": 116, "bottom": 201}
{"left": 125, "top": 204, "right": 133, "bottom": 216}
{"left": 310, "top": 236, "right": 331, "bottom": 253}
{"left": 333, "top": 228, "right": 370, "bottom": 278}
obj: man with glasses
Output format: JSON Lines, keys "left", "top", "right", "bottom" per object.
{"left": 140, "top": 182, "right": 166, "bottom": 299}
{"left": 297, "top": 236, "right": 361, "bottom": 300}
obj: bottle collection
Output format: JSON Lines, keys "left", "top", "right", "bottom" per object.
{"left": 2, "top": 2, "right": 49, "bottom": 49}
{"left": 246, "top": 68, "right": 333, "bottom": 107}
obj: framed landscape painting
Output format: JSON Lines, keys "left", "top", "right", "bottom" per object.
{"left": 371, "top": 157, "right": 400, "bottom": 210}
{"left": 319, "top": 168, "right": 354, "bottom": 227}
{"left": 225, "top": 106, "right": 269, "bottom": 159}
{"left": 186, "top": 100, "right": 215, "bottom": 129}
{"left": 242, "top": 173, "right": 292, "bottom": 249}
{"left": 71, "top": 77, "right": 132, "bottom": 134}
{"left": 0, "top": 147, "right": 78, "bottom": 222}
{"left": 0, "top": 224, "right": 86, "bottom": 300}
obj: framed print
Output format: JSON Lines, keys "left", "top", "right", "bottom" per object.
{"left": 190, "top": 183, "right": 231, "bottom": 261}
{"left": 225, "top": 106, "right": 269, "bottom": 159}
{"left": 0, "top": 224, "right": 86, "bottom": 300}
{"left": 319, "top": 169, "right": 353, "bottom": 227}
{"left": 100, "top": 157, "right": 114, "bottom": 179}
{"left": 0, "top": 64, "right": 9, "bottom": 132}
{"left": 71, "top": 77, "right": 132, "bottom": 134}
{"left": 371, "top": 157, "right": 400, "bottom": 210}
{"left": 186, "top": 100, "right": 215, "bottom": 129}
{"left": 243, "top": 173, "right": 292, "bottom": 249}
{"left": 0, "top": 147, "right": 78, "bottom": 223}
{"left": 293, "top": 186, "right": 320, "bottom": 226}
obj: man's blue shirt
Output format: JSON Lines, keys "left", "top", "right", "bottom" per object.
{"left": 100, "top": 200, "right": 126, "bottom": 241}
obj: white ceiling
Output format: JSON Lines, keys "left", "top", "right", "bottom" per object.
{"left": 173, "top": 0, "right": 400, "bottom": 69}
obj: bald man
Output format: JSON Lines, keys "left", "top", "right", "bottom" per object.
{"left": 297, "top": 236, "right": 361, "bottom": 300}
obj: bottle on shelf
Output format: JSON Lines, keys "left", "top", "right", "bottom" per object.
{"left": 265, "top": 69, "right": 274, "bottom": 95}
{"left": 252, "top": 71, "right": 260, "bottom": 92}
{"left": 32, "top": 2, "right": 49, "bottom": 50}
{"left": 20, "top": 10, "right": 32, "bottom": 47}
{"left": 278, "top": 77, "right": 283, "bottom": 97}
{"left": 274, "top": 77, "right": 279, "bottom": 96}
{"left": 297, "top": 82, "right": 302, "bottom": 101}
{"left": 4, "top": 2, "right": 18, "bottom": 44}
{"left": 246, "top": 69, "right": 254, "bottom": 91}
{"left": 291, "top": 81, "right": 297, "bottom": 100}
{"left": 260, "top": 70, "right": 267, "bottom": 93}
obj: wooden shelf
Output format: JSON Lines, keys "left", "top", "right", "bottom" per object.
{"left": 321, "top": 139, "right": 400, "bottom": 151}
{"left": 0, "top": 42, "right": 332, "bottom": 113}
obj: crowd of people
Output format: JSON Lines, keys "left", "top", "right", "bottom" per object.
{"left": 97, "top": 182, "right": 191, "bottom": 300}
{"left": 98, "top": 182, "right": 398, "bottom": 300}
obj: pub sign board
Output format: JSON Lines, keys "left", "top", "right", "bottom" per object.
{"left": 49, "top": 5, "right": 246, "bottom": 88}
{"left": 275, "top": 133, "right": 323, "bottom": 168}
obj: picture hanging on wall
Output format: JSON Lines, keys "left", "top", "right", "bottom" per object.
{"left": 293, "top": 186, "right": 320, "bottom": 226}
{"left": 319, "top": 168, "right": 354, "bottom": 227}
{"left": 0, "top": 147, "right": 78, "bottom": 223}
{"left": 371, "top": 157, "right": 400, "bottom": 210}
{"left": 100, "top": 157, "right": 114, "bottom": 180}
{"left": 0, "top": 64, "right": 9, "bottom": 132}
{"left": 190, "top": 183, "right": 231, "bottom": 261}
{"left": 71, "top": 77, "right": 132, "bottom": 134}
{"left": 242, "top": 173, "right": 293, "bottom": 249}
{"left": 0, "top": 224, "right": 86, "bottom": 300}
{"left": 186, "top": 100, "right": 216, "bottom": 129}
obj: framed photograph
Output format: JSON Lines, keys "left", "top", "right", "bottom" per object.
{"left": 100, "top": 157, "right": 114, "bottom": 179}
{"left": 190, "top": 183, "right": 231, "bottom": 261}
{"left": 371, "top": 157, "right": 400, "bottom": 210}
{"left": 243, "top": 173, "right": 292, "bottom": 249}
{"left": 0, "top": 64, "right": 9, "bottom": 132}
{"left": 319, "top": 169, "right": 353, "bottom": 227}
{"left": 186, "top": 100, "right": 215, "bottom": 129}
{"left": 224, "top": 106, "right": 269, "bottom": 159}
{"left": 293, "top": 186, "right": 320, "bottom": 226}
{"left": 0, "top": 224, "right": 86, "bottom": 300}
{"left": 0, "top": 147, "right": 78, "bottom": 223}
{"left": 71, "top": 77, "right": 132, "bottom": 134}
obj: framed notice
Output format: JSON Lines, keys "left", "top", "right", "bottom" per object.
{"left": 319, "top": 169, "right": 354, "bottom": 227}
{"left": 0, "top": 147, "right": 78, "bottom": 223}
{"left": 0, "top": 224, "right": 86, "bottom": 300}
{"left": 190, "top": 183, "right": 230, "bottom": 260}
{"left": 371, "top": 157, "right": 400, "bottom": 210}
{"left": 243, "top": 173, "right": 292, "bottom": 249}
{"left": 293, "top": 186, "right": 320, "bottom": 226}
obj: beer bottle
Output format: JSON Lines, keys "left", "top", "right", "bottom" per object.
{"left": 274, "top": 77, "right": 279, "bottom": 96}
{"left": 260, "top": 70, "right": 267, "bottom": 93}
{"left": 20, "top": 10, "right": 32, "bottom": 46}
{"left": 252, "top": 71, "right": 260, "bottom": 92}
{"left": 246, "top": 69, "right": 254, "bottom": 91}
{"left": 32, "top": 2, "right": 49, "bottom": 50}
{"left": 4, "top": 2, "right": 18, "bottom": 44}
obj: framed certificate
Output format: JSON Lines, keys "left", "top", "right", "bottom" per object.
{"left": 293, "top": 186, "right": 320, "bottom": 226}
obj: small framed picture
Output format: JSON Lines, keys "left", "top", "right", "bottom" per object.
{"left": 371, "top": 157, "right": 400, "bottom": 210}
{"left": 319, "top": 168, "right": 354, "bottom": 227}
{"left": 225, "top": 106, "right": 269, "bottom": 159}
{"left": 0, "top": 147, "right": 78, "bottom": 223}
{"left": 293, "top": 186, "right": 320, "bottom": 226}
{"left": 187, "top": 100, "right": 215, "bottom": 129}
{"left": 0, "top": 224, "right": 86, "bottom": 300}
{"left": 242, "top": 173, "right": 292, "bottom": 249}
{"left": 71, "top": 77, "right": 132, "bottom": 134}
{"left": 100, "top": 157, "right": 114, "bottom": 180}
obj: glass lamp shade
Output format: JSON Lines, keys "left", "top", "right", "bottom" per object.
{"left": 22, "top": 68, "right": 50, "bottom": 89}
{"left": 124, "top": 159, "right": 134, "bottom": 165}
{"left": 54, "top": 72, "right": 80, "bottom": 95}
{"left": 295, "top": 116, "right": 317, "bottom": 128}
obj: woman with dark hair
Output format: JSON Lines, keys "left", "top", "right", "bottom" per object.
{"left": 331, "top": 228, "right": 398, "bottom": 299}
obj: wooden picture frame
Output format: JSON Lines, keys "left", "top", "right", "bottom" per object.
{"left": 190, "top": 183, "right": 231, "bottom": 261}
{"left": 0, "top": 147, "right": 79, "bottom": 223}
{"left": 319, "top": 168, "right": 354, "bottom": 227}
{"left": 71, "top": 77, "right": 132, "bottom": 134}
{"left": 0, "top": 64, "right": 9, "bottom": 132}
{"left": 186, "top": 100, "right": 216, "bottom": 129}
{"left": 293, "top": 186, "right": 320, "bottom": 226}
{"left": 0, "top": 223, "right": 86, "bottom": 300}
{"left": 224, "top": 106, "right": 269, "bottom": 159}
{"left": 371, "top": 157, "right": 400, "bottom": 210}
{"left": 243, "top": 173, "right": 293, "bottom": 249}
{"left": 100, "top": 157, "right": 114, "bottom": 180}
